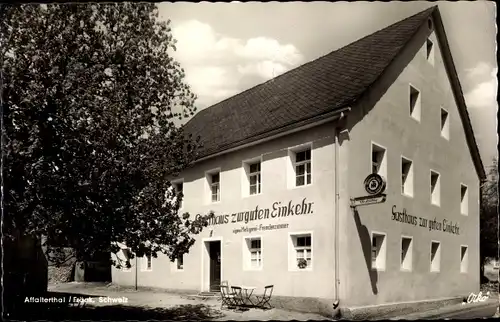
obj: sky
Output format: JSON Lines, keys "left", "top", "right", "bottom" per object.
{"left": 158, "top": 1, "right": 498, "bottom": 168}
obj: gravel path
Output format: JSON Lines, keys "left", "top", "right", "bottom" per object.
{"left": 48, "top": 282, "right": 333, "bottom": 321}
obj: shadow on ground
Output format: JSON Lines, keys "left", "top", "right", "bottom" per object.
{"left": 5, "top": 291, "right": 225, "bottom": 321}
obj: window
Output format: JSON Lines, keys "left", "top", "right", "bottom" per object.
{"left": 430, "top": 241, "right": 441, "bottom": 272}
{"left": 371, "top": 143, "right": 387, "bottom": 179}
{"left": 243, "top": 158, "right": 263, "bottom": 197}
{"left": 143, "top": 254, "right": 152, "bottom": 271}
{"left": 430, "top": 170, "right": 441, "bottom": 206}
{"left": 409, "top": 85, "right": 421, "bottom": 121}
{"left": 401, "top": 237, "right": 413, "bottom": 271}
{"left": 249, "top": 162, "right": 261, "bottom": 195}
{"left": 287, "top": 144, "right": 313, "bottom": 189}
{"left": 401, "top": 157, "right": 414, "bottom": 197}
{"left": 289, "top": 233, "right": 312, "bottom": 270}
{"left": 173, "top": 180, "right": 184, "bottom": 208}
{"left": 294, "top": 148, "right": 311, "bottom": 187}
{"left": 371, "top": 232, "right": 386, "bottom": 271}
{"left": 243, "top": 236, "right": 262, "bottom": 270}
{"left": 440, "top": 107, "right": 449, "bottom": 139}
{"left": 176, "top": 254, "right": 184, "bottom": 270}
{"left": 460, "top": 246, "right": 468, "bottom": 273}
{"left": 121, "top": 248, "right": 132, "bottom": 272}
{"left": 460, "top": 184, "right": 468, "bottom": 215}
{"left": 250, "top": 238, "right": 262, "bottom": 269}
{"left": 426, "top": 38, "right": 434, "bottom": 65}
{"left": 206, "top": 170, "right": 221, "bottom": 203}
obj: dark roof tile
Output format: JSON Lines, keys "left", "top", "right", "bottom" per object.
{"left": 184, "top": 6, "right": 436, "bottom": 159}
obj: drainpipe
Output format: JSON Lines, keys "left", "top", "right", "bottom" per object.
{"left": 333, "top": 110, "right": 349, "bottom": 314}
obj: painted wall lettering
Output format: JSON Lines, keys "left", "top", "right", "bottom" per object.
{"left": 391, "top": 205, "right": 460, "bottom": 235}
{"left": 232, "top": 223, "right": 290, "bottom": 234}
{"left": 195, "top": 198, "right": 314, "bottom": 226}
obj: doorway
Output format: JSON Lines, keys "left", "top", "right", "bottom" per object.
{"left": 208, "top": 241, "right": 221, "bottom": 292}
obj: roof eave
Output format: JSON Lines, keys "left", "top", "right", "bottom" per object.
{"left": 193, "top": 106, "right": 352, "bottom": 163}
{"left": 431, "top": 8, "right": 487, "bottom": 181}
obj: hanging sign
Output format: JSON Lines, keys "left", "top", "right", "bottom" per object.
{"left": 350, "top": 194, "right": 386, "bottom": 208}
{"left": 364, "top": 173, "right": 386, "bottom": 195}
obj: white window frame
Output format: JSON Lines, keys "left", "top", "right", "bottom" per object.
{"left": 426, "top": 38, "right": 435, "bottom": 66}
{"left": 242, "top": 156, "right": 263, "bottom": 197}
{"left": 288, "top": 231, "right": 313, "bottom": 271}
{"left": 171, "top": 178, "right": 184, "bottom": 210}
{"left": 440, "top": 106, "right": 450, "bottom": 140}
{"left": 371, "top": 231, "right": 387, "bottom": 272}
{"left": 287, "top": 143, "right": 313, "bottom": 189}
{"left": 400, "top": 236, "right": 413, "bottom": 272}
{"left": 242, "top": 236, "right": 263, "bottom": 271}
{"left": 205, "top": 168, "right": 221, "bottom": 204}
{"left": 370, "top": 142, "right": 387, "bottom": 181}
{"left": 401, "top": 156, "right": 414, "bottom": 197}
{"left": 430, "top": 240, "right": 441, "bottom": 273}
{"left": 430, "top": 170, "right": 441, "bottom": 206}
{"left": 409, "top": 84, "right": 421, "bottom": 122}
{"left": 460, "top": 245, "right": 468, "bottom": 273}
{"left": 142, "top": 253, "right": 153, "bottom": 272}
{"left": 460, "top": 183, "right": 468, "bottom": 216}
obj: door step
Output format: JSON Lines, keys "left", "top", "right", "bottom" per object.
{"left": 198, "top": 291, "right": 220, "bottom": 297}
{"left": 185, "top": 291, "right": 220, "bottom": 301}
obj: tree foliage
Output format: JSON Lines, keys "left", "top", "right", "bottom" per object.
{"left": 1, "top": 3, "right": 212, "bottom": 268}
{"left": 480, "top": 158, "right": 499, "bottom": 265}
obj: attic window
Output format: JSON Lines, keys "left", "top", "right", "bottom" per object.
{"left": 409, "top": 85, "right": 421, "bottom": 122}
{"left": 426, "top": 39, "right": 434, "bottom": 65}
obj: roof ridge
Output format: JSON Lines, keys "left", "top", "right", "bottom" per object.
{"left": 186, "top": 6, "right": 437, "bottom": 123}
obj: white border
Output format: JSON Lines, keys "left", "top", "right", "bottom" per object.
{"left": 460, "top": 183, "right": 468, "bottom": 216}
{"left": 171, "top": 254, "right": 184, "bottom": 272}
{"left": 426, "top": 37, "right": 435, "bottom": 66}
{"left": 440, "top": 106, "right": 450, "bottom": 140}
{"left": 400, "top": 235, "right": 413, "bottom": 272}
{"left": 370, "top": 141, "right": 388, "bottom": 185}
{"left": 287, "top": 142, "right": 314, "bottom": 190}
{"left": 241, "top": 155, "right": 264, "bottom": 198}
{"left": 242, "top": 235, "right": 263, "bottom": 271}
{"left": 430, "top": 240, "right": 441, "bottom": 273}
{"left": 408, "top": 83, "right": 422, "bottom": 123}
{"left": 288, "top": 230, "right": 314, "bottom": 272}
{"left": 460, "top": 244, "right": 468, "bottom": 273}
{"left": 371, "top": 231, "right": 387, "bottom": 272}
{"left": 400, "top": 155, "right": 414, "bottom": 198}
{"left": 430, "top": 169, "right": 441, "bottom": 207}
{"left": 205, "top": 167, "right": 222, "bottom": 204}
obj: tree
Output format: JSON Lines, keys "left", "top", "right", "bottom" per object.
{"left": 480, "top": 158, "right": 498, "bottom": 283}
{"left": 1, "top": 3, "right": 212, "bottom": 269}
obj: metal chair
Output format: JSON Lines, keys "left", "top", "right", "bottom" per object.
{"left": 231, "top": 286, "right": 246, "bottom": 307}
{"left": 220, "top": 285, "right": 237, "bottom": 310}
{"left": 220, "top": 281, "right": 234, "bottom": 293}
{"left": 255, "top": 285, "right": 274, "bottom": 310}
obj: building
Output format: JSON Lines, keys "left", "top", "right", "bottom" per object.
{"left": 111, "top": 6, "right": 487, "bottom": 316}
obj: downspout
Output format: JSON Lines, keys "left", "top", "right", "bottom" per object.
{"left": 333, "top": 110, "right": 349, "bottom": 314}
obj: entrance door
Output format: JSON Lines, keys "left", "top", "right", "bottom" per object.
{"left": 209, "top": 241, "right": 221, "bottom": 292}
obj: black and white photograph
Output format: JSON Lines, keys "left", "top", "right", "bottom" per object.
{"left": 2, "top": 1, "right": 498, "bottom": 321}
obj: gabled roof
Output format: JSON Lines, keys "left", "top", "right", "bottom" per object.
{"left": 183, "top": 6, "right": 486, "bottom": 180}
